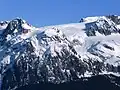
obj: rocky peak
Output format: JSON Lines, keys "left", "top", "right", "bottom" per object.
{"left": 79, "top": 16, "right": 120, "bottom": 36}
{"left": 106, "top": 15, "right": 120, "bottom": 25}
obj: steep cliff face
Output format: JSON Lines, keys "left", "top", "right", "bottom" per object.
{"left": 1, "top": 15, "right": 120, "bottom": 90}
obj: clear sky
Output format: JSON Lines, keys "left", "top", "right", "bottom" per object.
{"left": 0, "top": 0, "right": 120, "bottom": 27}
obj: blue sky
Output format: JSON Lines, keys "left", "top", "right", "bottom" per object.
{"left": 0, "top": 0, "right": 120, "bottom": 27}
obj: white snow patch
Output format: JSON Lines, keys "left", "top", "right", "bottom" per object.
{"left": 1, "top": 55, "right": 11, "bottom": 65}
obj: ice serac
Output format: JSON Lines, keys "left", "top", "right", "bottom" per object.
{"left": 1, "top": 15, "right": 120, "bottom": 90}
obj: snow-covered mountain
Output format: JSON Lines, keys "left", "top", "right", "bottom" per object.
{"left": 1, "top": 15, "right": 120, "bottom": 90}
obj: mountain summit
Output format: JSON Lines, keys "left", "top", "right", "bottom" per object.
{"left": 1, "top": 15, "right": 120, "bottom": 90}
